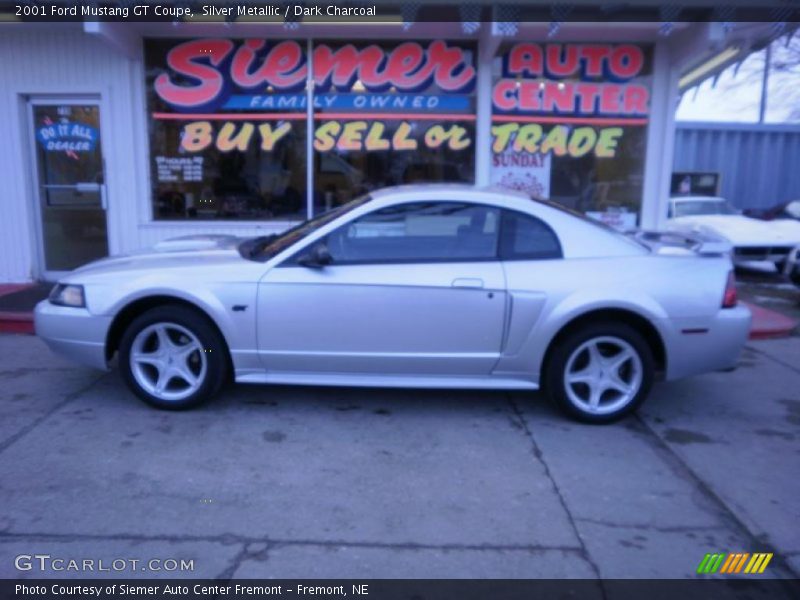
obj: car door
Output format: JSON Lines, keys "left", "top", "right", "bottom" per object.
{"left": 492, "top": 209, "right": 564, "bottom": 376}
{"left": 257, "top": 201, "right": 507, "bottom": 376}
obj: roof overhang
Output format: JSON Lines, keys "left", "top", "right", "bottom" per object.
{"left": 674, "top": 22, "right": 798, "bottom": 92}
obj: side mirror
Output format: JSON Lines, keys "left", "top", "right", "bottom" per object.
{"left": 297, "top": 243, "right": 333, "bottom": 269}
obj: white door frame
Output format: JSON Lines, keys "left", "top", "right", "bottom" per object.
{"left": 26, "top": 95, "right": 109, "bottom": 282}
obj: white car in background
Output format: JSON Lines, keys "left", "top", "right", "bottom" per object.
{"left": 667, "top": 196, "right": 800, "bottom": 268}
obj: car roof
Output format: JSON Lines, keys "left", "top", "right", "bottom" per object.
{"left": 369, "top": 184, "right": 531, "bottom": 201}
{"left": 670, "top": 196, "right": 727, "bottom": 203}
{"left": 366, "top": 184, "right": 561, "bottom": 218}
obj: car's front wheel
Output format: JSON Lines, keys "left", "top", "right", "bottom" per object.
{"left": 545, "top": 322, "right": 654, "bottom": 423}
{"left": 119, "top": 305, "right": 228, "bottom": 410}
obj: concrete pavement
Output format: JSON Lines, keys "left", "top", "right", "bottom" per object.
{"left": 0, "top": 334, "right": 797, "bottom": 581}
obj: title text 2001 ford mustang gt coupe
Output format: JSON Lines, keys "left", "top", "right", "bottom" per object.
{"left": 35, "top": 185, "right": 751, "bottom": 423}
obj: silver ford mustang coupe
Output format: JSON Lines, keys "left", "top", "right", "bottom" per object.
{"left": 35, "top": 185, "right": 751, "bottom": 423}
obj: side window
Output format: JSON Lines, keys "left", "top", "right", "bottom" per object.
{"left": 325, "top": 202, "right": 500, "bottom": 263}
{"left": 500, "top": 211, "right": 562, "bottom": 260}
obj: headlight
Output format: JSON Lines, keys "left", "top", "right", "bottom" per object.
{"left": 49, "top": 284, "right": 85, "bottom": 308}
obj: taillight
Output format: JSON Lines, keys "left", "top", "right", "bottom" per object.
{"left": 722, "top": 271, "right": 737, "bottom": 308}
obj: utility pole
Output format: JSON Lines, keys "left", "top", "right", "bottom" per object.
{"left": 759, "top": 42, "right": 771, "bottom": 123}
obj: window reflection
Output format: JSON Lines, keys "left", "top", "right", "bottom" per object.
{"left": 312, "top": 40, "right": 477, "bottom": 215}
{"left": 491, "top": 42, "right": 653, "bottom": 230}
{"left": 325, "top": 202, "right": 498, "bottom": 263}
{"left": 145, "top": 39, "right": 308, "bottom": 221}
{"left": 149, "top": 118, "right": 307, "bottom": 221}
{"left": 313, "top": 119, "right": 475, "bottom": 214}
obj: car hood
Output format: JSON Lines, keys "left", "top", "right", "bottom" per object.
{"left": 667, "top": 215, "right": 800, "bottom": 246}
{"left": 68, "top": 235, "right": 246, "bottom": 280}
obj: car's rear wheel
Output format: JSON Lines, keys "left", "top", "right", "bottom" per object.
{"left": 119, "top": 305, "right": 227, "bottom": 410}
{"left": 545, "top": 322, "right": 654, "bottom": 423}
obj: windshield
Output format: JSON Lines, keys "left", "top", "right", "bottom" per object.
{"left": 240, "top": 194, "right": 371, "bottom": 261}
{"left": 673, "top": 199, "right": 739, "bottom": 217}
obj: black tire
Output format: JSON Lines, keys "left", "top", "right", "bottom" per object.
{"left": 544, "top": 321, "right": 654, "bottom": 424}
{"left": 118, "top": 305, "right": 228, "bottom": 410}
{"left": 790, "top": 267, "right": 800, "bottom": 288}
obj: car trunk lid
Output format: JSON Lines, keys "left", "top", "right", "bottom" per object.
{"left": 630, "top": 230, "right": 732, "bottom": 257}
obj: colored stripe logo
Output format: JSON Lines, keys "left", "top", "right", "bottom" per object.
{"left": 697, "top": 552, "right": 773, "bottom": 574}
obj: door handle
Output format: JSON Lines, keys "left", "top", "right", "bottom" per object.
{"left": 451, "top": 278, "right": 484, "bottom": 288}
{"left": 75, "top": 182, "right": 106, "bottom": 209}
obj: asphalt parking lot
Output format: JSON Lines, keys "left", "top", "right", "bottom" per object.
{"left": 0, "top": 332, "right": 798, "bottom": 582}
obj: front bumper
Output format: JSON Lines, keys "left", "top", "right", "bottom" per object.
{"left": 662, "top": 304, "right": 752, "bottom": 381}
{"left": 781, "top": 245, "right": 800, "bottom": 287}
{"left": 34, "top": 300, "right": 112, "bottom": 371}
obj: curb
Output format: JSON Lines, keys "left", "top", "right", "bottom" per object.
{"left": 743, "top": 302, "right": 798, "bottom": 340}
{"left": 0, "top": 284, "right": 36, "bottom": 335}
{"left": 0, "top": 311, "right": 34, "bottom": 335}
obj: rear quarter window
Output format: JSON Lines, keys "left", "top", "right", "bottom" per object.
{"left": 500, "top": 211, "right": 562, "bottom": 260}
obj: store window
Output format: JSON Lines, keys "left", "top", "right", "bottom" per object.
{"left": 145, "top": 39, "right": 308, "bottom": 221}
{"left": 312, "top": 41, "right": 477, "bottom": 215}
{"left": 491, "top": 43, "right": 652, "bottom": 230}
{"left": 145, "top": 38, "right": 478, "bottom": 223}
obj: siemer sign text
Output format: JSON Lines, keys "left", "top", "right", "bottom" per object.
{"left": 148, "top": 39, "right": 650, "bottom": 158}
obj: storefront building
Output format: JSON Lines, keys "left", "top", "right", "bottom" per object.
{"left": 0, "top": 19, "right": 777, "bottom": 282}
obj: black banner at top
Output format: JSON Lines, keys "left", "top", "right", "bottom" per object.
{"left": 2, "top": 0, "right": 800, "bottom": 23}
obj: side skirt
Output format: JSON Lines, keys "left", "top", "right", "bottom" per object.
{"left": 235, "top": 371, "right": 539, "bottom": 390}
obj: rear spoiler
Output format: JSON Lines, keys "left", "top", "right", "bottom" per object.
{"left": 630, "top": 230, "right": 732, "bottom": 256}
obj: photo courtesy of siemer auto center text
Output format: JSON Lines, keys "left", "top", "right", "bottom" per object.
{"left": 0, "top": 0, "right": 799, "bottom": 599}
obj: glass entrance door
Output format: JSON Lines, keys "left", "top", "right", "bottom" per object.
{"left": 29, "top": 100, "right": 108, "bottom": 279}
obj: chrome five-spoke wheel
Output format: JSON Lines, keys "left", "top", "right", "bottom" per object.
{"left": 546, "top": 322, "right": 654, "bottom": 423}
{"left": 130, "top": 322, "right": 207, "bottom": 402}
{"left": 120, "top": 305, "right": 227, "bottom": 409}
{"left": 564, "top": 336, "right": 643, "bottom": 415}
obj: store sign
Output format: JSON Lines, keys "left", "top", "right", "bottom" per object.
{"left": 493, "top": 43, "right": 649, "bottom": 117}
{"left": 222, "top": 93, "right": 471, "bottom": 112}
{"left": 177, "top": 120, "right": 472, "bottom": 154}
{"left": 148, "top": 38, "right": 478, "bottom": 155}
{"left": 491, "top": 147, "right": 551, "bottom": 199}
{"left": 148, "top": 40, "right": 648, "bottom": 161}
{"left": 490, "top": 43, "right": 651, "bottom": 205}
{"left": 153, "top": 39, "right": 475, "bottom": 112}
{"left": 491, "top": 124, "right": 623, "bottom": 158}
{"left": 314, "top": 121, "right": 470, "bottom": 152}
{"left": 155, "top": 155, "right": 203, "bottom": 183}
{"left": 492, "top": 43, "right": 650, "bottom": 160}
{"left": 36, "top": 121, "right": 98, "bottom": 152}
